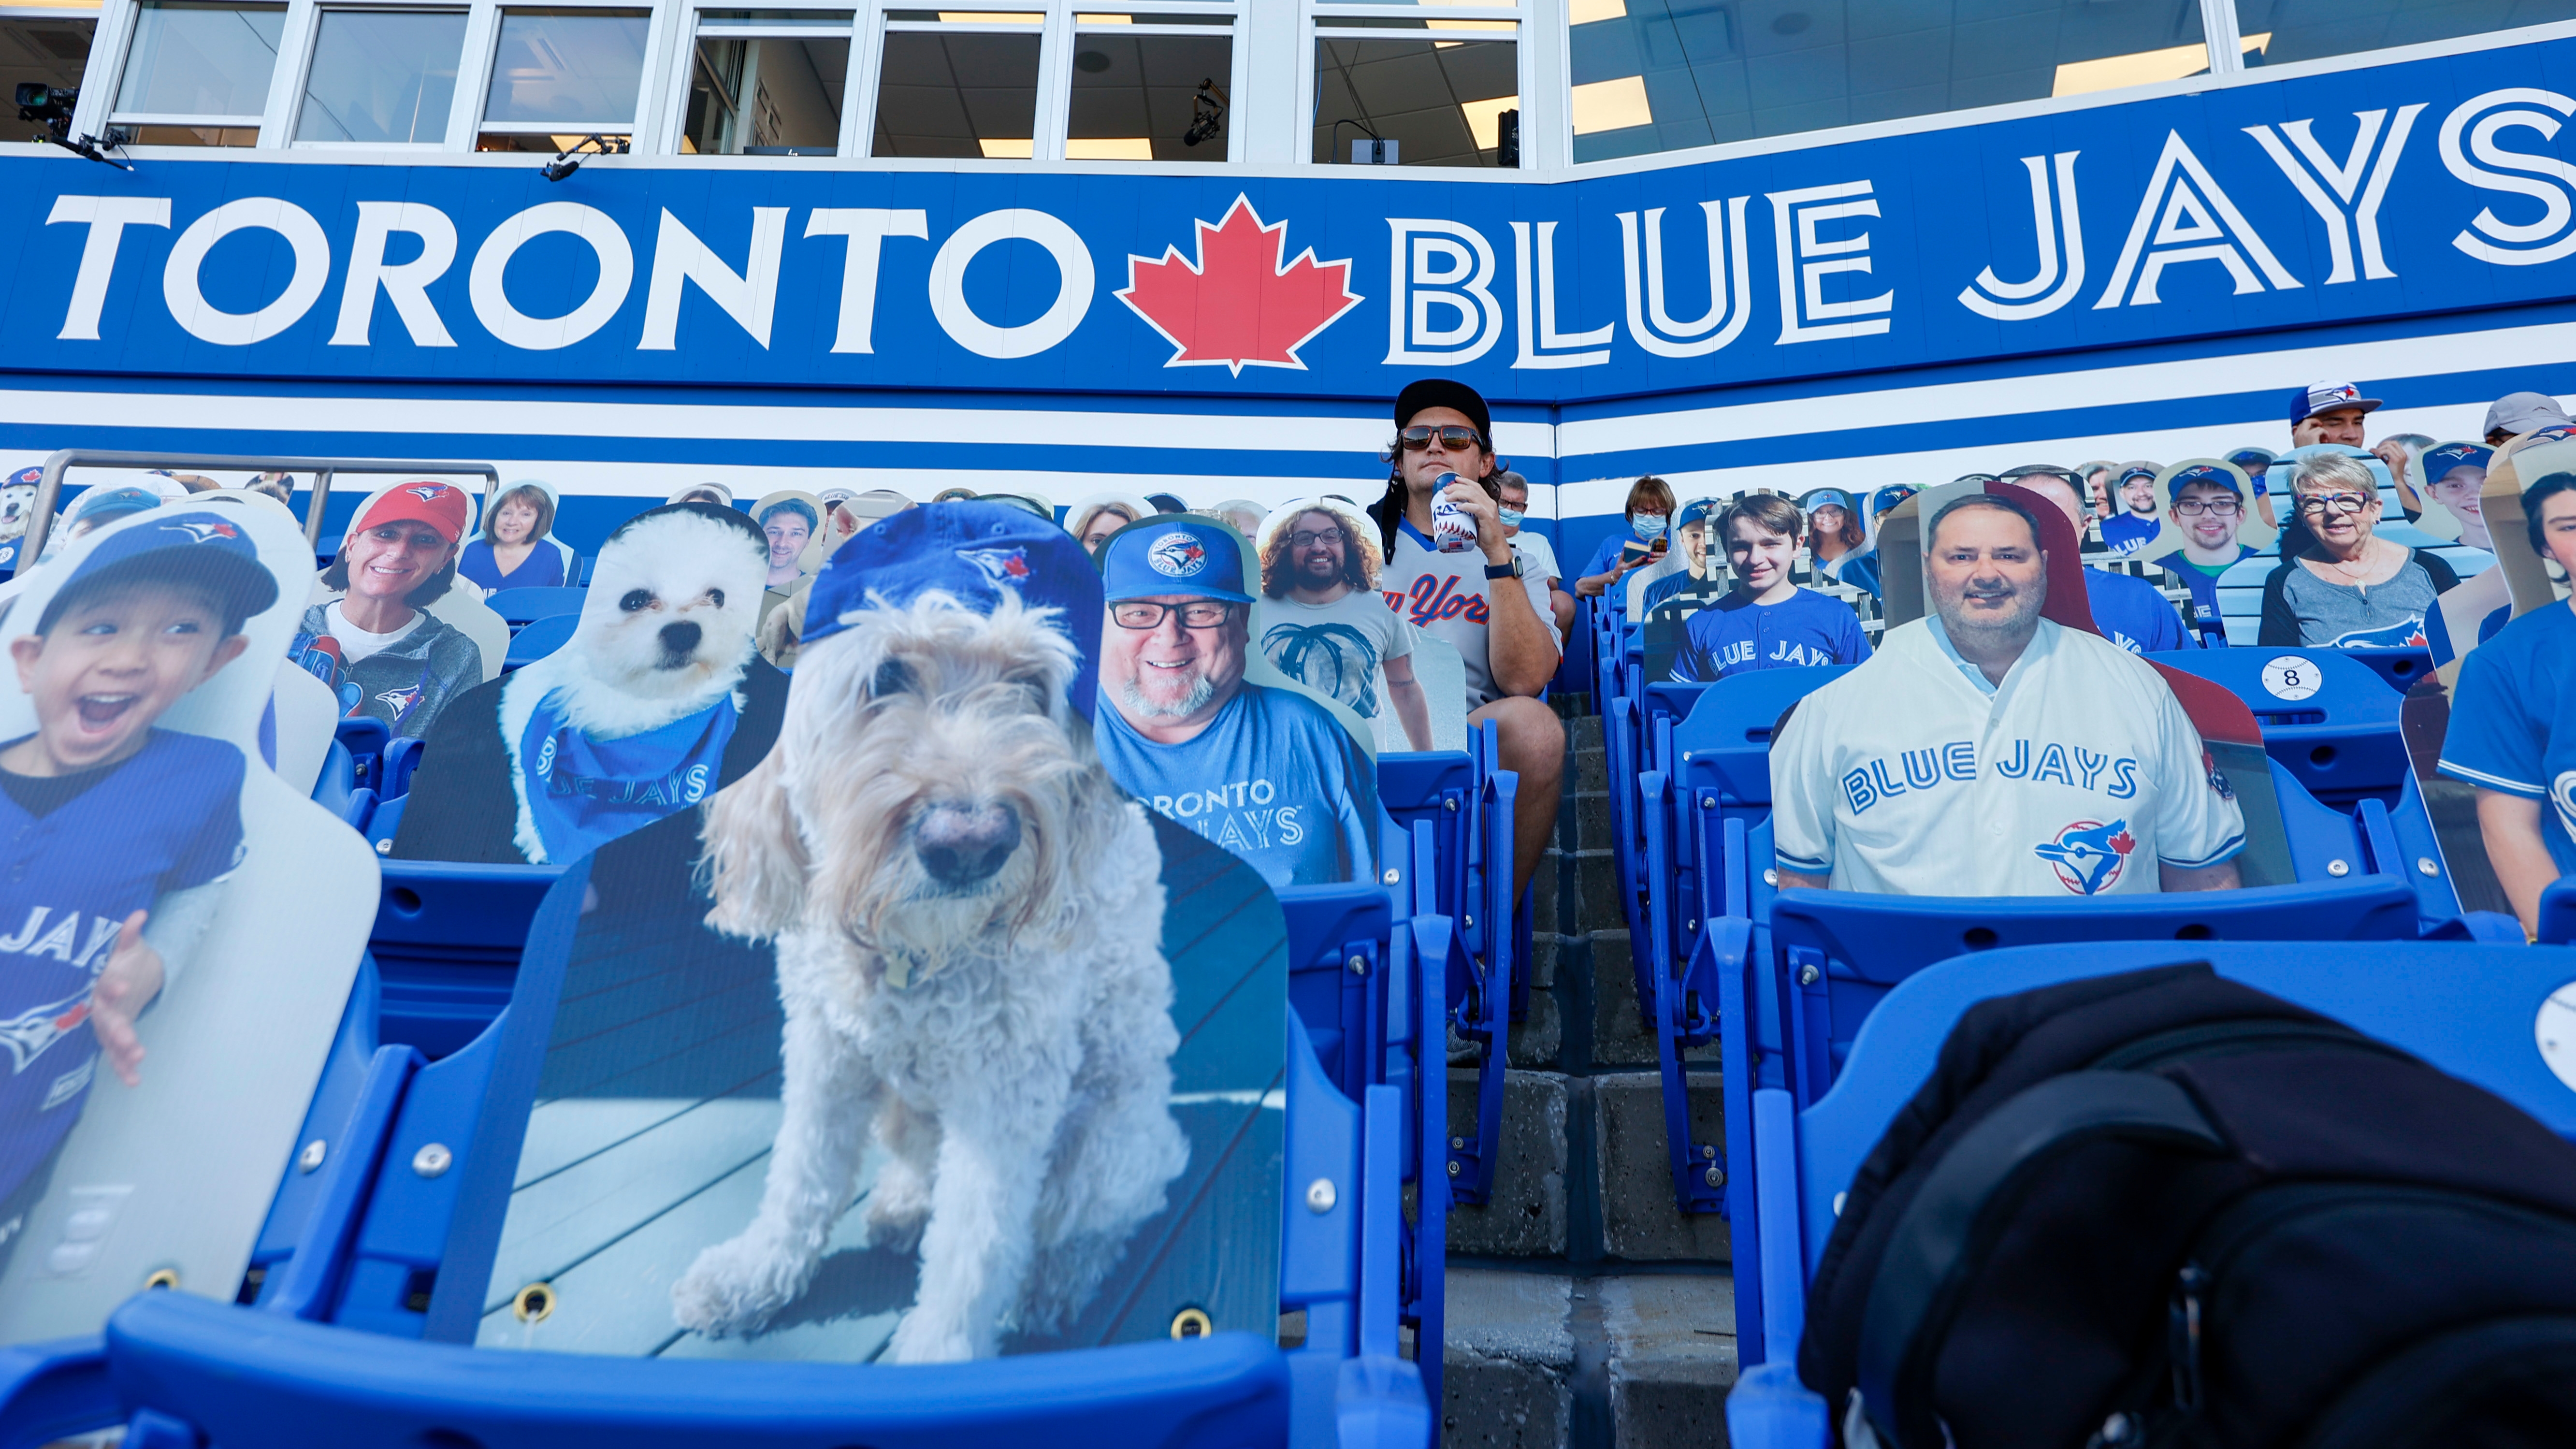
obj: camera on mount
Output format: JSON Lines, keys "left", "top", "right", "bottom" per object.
{"left": 16, "top": 83, "right": 76, "bottom": 141}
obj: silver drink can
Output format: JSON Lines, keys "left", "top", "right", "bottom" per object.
{"left": 1430, "top": 473, "right": 1476, "bottom": 553}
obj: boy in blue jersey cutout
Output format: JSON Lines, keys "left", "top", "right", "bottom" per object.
{"left": 2438, "top": 470, "right": 2576, "bottom": 937}
{"left": 0, "top": 512, "right": 276, "bottom": 1272}
{"left": 2147, "top": 461, "right": 2259, "bottom": 646}
{"left": 1095, "top": 517, "right": 1378, "bottom": 889}
{"left": 1668, "top": 493, "right": 1870, "bottom": 682}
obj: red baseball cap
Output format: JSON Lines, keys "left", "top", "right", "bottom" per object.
{"left": 354, "top": 480, "right": 471, "bottom": 544}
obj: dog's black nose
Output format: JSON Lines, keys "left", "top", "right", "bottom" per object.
{"left": 659, "top": 620, "right": 702, "bottom": 655}
{"left": 917, "top": 802, "right": 1022, "bottom": 888}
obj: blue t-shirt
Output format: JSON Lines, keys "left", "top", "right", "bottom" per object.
{"left": 2151, "top": 546, "right": 2255, "bottom": 645}
{"left": 2098, "top": 512, "right": 2160, "bottom": 557}
{"left": 2438, "top": 604, "right": 2576, "bottom": 878}
{"left": 2085, "top": 567, "right": 2192, "bottom": 653}
{"left": 459, "top": 537, "right": 569, "bottom": 593}
{"left": 0, "top": 729, "right": 244, "bottom": 1203}
{"left": 1669, "top": 588, "right": 1871, "bottom": 682}
{"left": 1095, "top": 683, "right": 1377, "bottom": 889}
{"left": 1833, "top": 549, "right": 1884, "bottom": 599}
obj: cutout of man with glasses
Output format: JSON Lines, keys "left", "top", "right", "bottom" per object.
{"left": 1094, "top": 517, "right": 1378, "bottom": 889}
{"left": 2150, "top": 462, "right": 2260, "bottom": 647}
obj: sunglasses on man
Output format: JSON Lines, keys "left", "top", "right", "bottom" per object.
{"left": 1398, "top": 425, "right": 1487, "bottom": 452}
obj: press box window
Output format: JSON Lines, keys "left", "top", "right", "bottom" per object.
{"left": 685, "top": 9, "right": 850, "bottom": 155}
{"left": 295, "top": 8, "right": 466, "bottom": 144}
{"left": 1066, "top": 13, "right": 1231, "bottom": 162}
{"left": 475, "top": 6, "right": 649, "bottom": 152}
{"left": 1313, "top": 14, "right": 1518, "bottom": 168}
{"left": 873, "top": 11, "right": 1040, "bottom": 158}
{"left": 2, "top": 13, "right": 93, "bottom": 138}
{"left": 110, "top": 0, "right": 287, "bottom": 147}
{"left": 1565, "top": 0, "right": 2213, "bottom": 162}
{"left": 2232, "top": 0, "right": 2576, "bottom": 70}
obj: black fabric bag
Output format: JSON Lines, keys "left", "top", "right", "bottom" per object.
{"left": 1798, "top": 963, "right": 2576, "bottom": 1449}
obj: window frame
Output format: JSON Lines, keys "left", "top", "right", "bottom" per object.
{"left": 664, "top": 2, "right": 862, "bottom": 157}
{"left": 465, "top": 1, "right": 665, "bottom": 148}
{"left": 1302, "top": 0, "right": 1535, "bottom": 171}
{"left": 283, "top": 3, "right": 472, "bottom": 149}
{"left": 101, "top": 0, "right": 293, "bottom": 144}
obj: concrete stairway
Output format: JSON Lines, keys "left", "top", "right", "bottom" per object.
{"left": 1441, "top": 710, "right": 1736, "bottom": 1448}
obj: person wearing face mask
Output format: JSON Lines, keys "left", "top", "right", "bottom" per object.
{"left": 1641, "top": 497, "right": 1731, "bottom": 618}
{"left": 1770, "top": 493, "right": 2244, "bottom": 896}
{"left": 1668, "top": 494, "right": 1870, "bottom": 682}
{"left": 1494, "top": 472, "right": 1573, "bottom": 637}
{"left": 1574, "top": 476, "right": 1677, "bottom": 601}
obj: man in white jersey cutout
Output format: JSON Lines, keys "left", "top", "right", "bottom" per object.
{"left": 1771, "top": 492, "right": 2245, "bottom": 896}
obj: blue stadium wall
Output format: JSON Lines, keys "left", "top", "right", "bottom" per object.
{"left": 7, "top": 26, "right": 2576, "bottom": 569}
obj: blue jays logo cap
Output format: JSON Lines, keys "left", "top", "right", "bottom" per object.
{"left": 2290, "top": 380, "right": 2382, "bottom": 424}
{"left": 802, "top": 499, "right": 1101, "bottom": 719}
{"left": 1868, "top": 484, "right": 1919, "bottom": 516}
{"left": 2419, "top": 441, "right": 2492, "bottom": 483}
{"left": 38, "top": 510, "right": 280, "bottom": 635}
{"left": 1100, "top": 517, "right": 1255, "bottom": 605}
{"left": 2166, "top": 463, "right": 2244, "bottom": 500}
{"left": 1677, "top": 497, "right": 1723, "bottom": 527}
{"left": 1797, "top": 487, "right": 1856, "bottom": 515}
{"left": 2225, "top": 446, "right": 2276, "bottom": 472}
{"left": 69, "top": 486, "right": 163, "bottom": 525}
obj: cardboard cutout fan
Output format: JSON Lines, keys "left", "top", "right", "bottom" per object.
{"left": 301, "top": 477, "right": 504, "bottom": 739}
{"left": 1250, "top": 497, "right": 1463, "bottom": 755}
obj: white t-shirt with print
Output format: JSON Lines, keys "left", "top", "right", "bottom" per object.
{"left": 1257, "top": 588, "right": 1415, "bottom": 723}
{"left": 1769, "top": 616, "right": 2245, "bottom": 897}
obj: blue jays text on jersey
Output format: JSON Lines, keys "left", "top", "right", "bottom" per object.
{"left": 1843, "top": 738, "right": 2142, "bottom": 813}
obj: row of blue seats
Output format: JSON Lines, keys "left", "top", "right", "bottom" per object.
{"left": 0, "top": 709, "right": 1527, "bottom": 1448}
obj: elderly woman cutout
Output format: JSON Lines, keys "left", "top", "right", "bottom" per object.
{"left": 2258, "top": 451, "right": 2460, "bottom": 648}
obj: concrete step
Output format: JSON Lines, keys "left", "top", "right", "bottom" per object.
{"left": 1441, "top": 1269, "right": 1738, "bottom": 1449}
{"left": 1593, "top": 1072, "right": 1731, "bottom": 1263}
{"left": 1567, "top": 712, "right": 1604, "bottom": 752}
{"left": 1447, "top": 1069, "right": 1570, "bottom": 1258}
{"left": 1588, "top": 932, "right": 1719, "bottom": 1071}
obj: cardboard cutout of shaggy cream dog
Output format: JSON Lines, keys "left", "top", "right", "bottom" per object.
{"left": 391, "top": 503, "right": 787, "bottom": 865}
{"left": 454, "top": 501, "right": 1280, "bottom": 1364}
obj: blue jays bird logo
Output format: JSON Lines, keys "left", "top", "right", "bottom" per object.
{"left": 165, "top": 519, "right": 240, "bottom": 544}
{"left": 405, "top": 484, "right": 451, "bottom": 502}
{"left": 0, "top": 986, "right": 92, "bottom": 1075}
{"left": 960, "top": 546, "right": 1032, "bottom": 586}
{"left": 2329, "top": 617, "right": 2429, "bottom": 650}
{"left": 2034, "top": 818, "right": 2136, "bottom": 895}
{"left": 376, "top": 683, "right": 425, "bottom": 719}
{"left": 1147, "top": 531, "right": 1207, "bottom": 578}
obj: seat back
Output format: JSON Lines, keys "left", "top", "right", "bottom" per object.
{"left": 503, "top": 612, "right": 579, "bottom": 669}
{"left": 2147, "top": 646, "right": 2408, "bottom": 807}
{"left": 368, "top": 860, "right": 568, "bottom": 1058}
{"left": 483, "top": 586, "right": 587, "bottom": 631}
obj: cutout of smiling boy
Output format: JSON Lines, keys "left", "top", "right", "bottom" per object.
{"left": 0, "top": 513, "right": 275, "bottom": 1269}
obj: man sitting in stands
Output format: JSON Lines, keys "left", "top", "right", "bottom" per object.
{"left": 1771, "top": 493, "right": 2245, "bottom": 896}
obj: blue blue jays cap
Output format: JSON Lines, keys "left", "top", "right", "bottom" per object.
{"left": 38, "top": 509, "right": 280, "bottom": 636}
{"left": 2418, "top": 441, "right": 2492, "bottom": 485}
{"left": 1677, "top": 497, "right": 1722, "bottom": 527}
{"left": 2166, "top": 462, "right": 2244, "bottom": 500}
{"left": 1099, "top": 517, "right": 1255, "bottom": 605}
{"left": 2292, "top": 380, "right": 2381, "bottom": 424}
{"left": 802, "top": 500, "right": 1102, "bottom": 719}
{"left": 70, "top": 486, "right": 162, "bottom": 525}
{"left": 1797, "top": 487, "right": 1856, "bottom": 515}
{"left": 1867, "top": 484, "right": 1919, "bottom": 517}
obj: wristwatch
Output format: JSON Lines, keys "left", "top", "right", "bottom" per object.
{"left": 1485, "top": 559, "right": 1520, "bottom": 580}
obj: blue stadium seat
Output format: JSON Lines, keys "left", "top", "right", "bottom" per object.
{"left": 2543, "top": 877, "right": 2576, "bottom": 946}
{"left": 336, "top": 716, "right": 392, "bottom": 792}
{"left": 485, "top": 586, "right": 587, "bottom": 632}
{"left": 380, "top": 735, "right": 426, "bottom": 799}
{"left": 1721, "top": 939, "right": 2576, "bottom": 1448}
{"left": 0, "top": 870, "right": 1444, "bottom": 1449}
{"left": 503, "top": 613, "right": 579, "bottom": 669}
{"left": 368, "top": 861, "right": 569, "bottom": 1059}
{"left": 2146, "top": 647, "right": 2409, "bottom": 809}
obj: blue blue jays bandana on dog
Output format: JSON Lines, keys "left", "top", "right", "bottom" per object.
{"left": 517, "top": 689, "right": 739, "bottom": 863}
{"left": 804, "top": 501, "right": 1103, "bottom": 720}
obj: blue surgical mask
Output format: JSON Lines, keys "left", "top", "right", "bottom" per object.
{"left": 1497, "top": 506, "right": 1525, "bottom": 529}
{"left": 1633, "top": 513, "right": 1668, "bottom": 540}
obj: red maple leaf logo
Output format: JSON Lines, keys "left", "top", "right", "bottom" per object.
{"left": 2107, "top": 828, "right": 2137, "bottom": 856}
{"left": 1116, "top": 196, "right": 1362, "bottom": 376}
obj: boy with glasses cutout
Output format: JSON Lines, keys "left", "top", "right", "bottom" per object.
{"left": 2149, "top": 461, "right": 2261, "bottom": 646}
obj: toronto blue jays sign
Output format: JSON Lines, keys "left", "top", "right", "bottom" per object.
{"left": 6, "top": 39, "right": 2576, "bottom": 403}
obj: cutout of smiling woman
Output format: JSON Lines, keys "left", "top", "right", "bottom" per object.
{"left": 294, "top": 481, "right": 483, "bottom": 740}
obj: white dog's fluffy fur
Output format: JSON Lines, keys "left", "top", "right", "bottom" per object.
{"left": 500, "top": 508, "right": 768, "bottom": 862}
{"left": 671, "top": 591, "right": 1185, "bottom": 1362}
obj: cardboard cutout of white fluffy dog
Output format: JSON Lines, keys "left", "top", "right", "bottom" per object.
{"left": 390, "top": 503, "right": 791, "bottom": 866}
{"left": 669, "top": 502, "right": 1187, "bottom": 1362}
